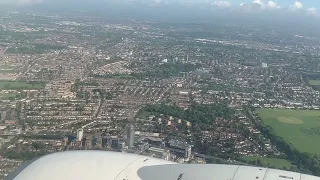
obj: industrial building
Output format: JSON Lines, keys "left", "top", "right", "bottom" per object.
{"left": 147, "top": 147, "right": 170, "bottom": 160}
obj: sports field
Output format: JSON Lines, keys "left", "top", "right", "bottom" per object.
{"left": 256, "top": 108, "right": 320, "bottom": 154}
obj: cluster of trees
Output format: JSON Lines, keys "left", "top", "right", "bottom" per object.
{"left": 2, "top": 150, "right": 47, "bottom": 161}
{"left": 133, "top": 62, "right": 200, "bottom": 79}
{"left": 246, "top": 107, "right": 320, "bottom": 175}
{"left": 92, "top": 89, "right": 113, "bottom": 100}
{"left": 6, "top": 44, "right": 65, "bottom": 54}
{"left": 95, "top": 56, "right": 122, "bottom": 66}
{"left": 74, "top": 87, "right": 113, "bottom": 103}
{"left": 0, "top": 80, "right": 45, "bottom": 90}
{"left": 92, "top": 61, "right": 199, "bottom": 80}
{"left": 76, "top": 90, "right": 89, "bottom": 102}
{"left": 72, "top": 79, "right": 100, "bottom": 102}
{"left": 31, "top": 142, "right": 45, "bottom": 150}
{"left": 28, "top": 134, "right": 64, "bottom": 140}
{"left": 207, "top": 157, "right": 234, "bottom": 164}
{"left": 302, "top": 72, "right": 320, "bottom": 91}
{"left": 72, "top": 79, "right": 99, "bottom": 92}
{"left": 75, "top": 104, "right": 85, "bottom": 112}
{"left": 0, "top": 92, "right": 25, "bottom": 101}
{"left": 142, "top": 102, "right": 234, "bottom": 124}
{"left": 92, "top": 74, "right": 133, "bottom": 79}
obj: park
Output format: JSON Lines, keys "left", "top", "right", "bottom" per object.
{"left": 0, "top": 80, "right": 45, "bottom": 90}
{"left": 240, "top": 156, "right": 293, "bottom": 169}
{"left": 257, "top": 108, "right": 320, "bottom": 154}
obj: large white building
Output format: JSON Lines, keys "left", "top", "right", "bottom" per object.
{"left": 76, "top": 129, "right": 83, "bottom": 141}
{"left": 262, "top": 62, "right": 268, "bottom": 68}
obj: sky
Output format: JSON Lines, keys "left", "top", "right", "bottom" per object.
{"left": 208, "top": 0, "right": 319, "bottom": 16}
{"left": 228, "top": 0, "right": 319, "bottom": 9}
{"left": 0, "top": 0, "right": 318, "bottom": 10}
{"left": 0, "top": 0, "right": 319, "bottom": 36}
{"left": 0, "top": 0, "right": 319, "bottom": 17}
{"left": 0, "top": 0, "right": 319, "bottom": 8}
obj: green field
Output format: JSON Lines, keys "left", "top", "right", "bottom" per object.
{"left": 0, "top": 65, "right": 14, "bottom": 69}
{"left": 93, "top": 74, "right": 134, "bottom": 79}
{"left": 308, "top": 80, "right": 320, "bottom": 86}
{"left": 0, "top": 65, "right": 18, "bottom": 73}
{"left": 0, "top": 81, "right": 45, "bottom": 90}
{"left": 240, "top": 156, "right": 293, "bottom": 169}
{"left": 0, "top": 69, "right": 16, "bottom": 73}
{"left": 135, "top": 110, "right": 155, "bottom": 119}
{"left": 0, "top": 93, "right": 19, "bottom": 100}
{"left": 257, "top": 108, "right": 320, "bottom": 154}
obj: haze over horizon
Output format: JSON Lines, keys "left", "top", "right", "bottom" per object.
{"left": 0, "top": 0, "right": 320, "bottom": 37}
{"left": 0, "top": 0, "right": 318, "bottom": 13}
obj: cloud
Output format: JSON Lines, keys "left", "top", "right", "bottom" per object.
{"left": 294, "top": 1, "right": 303, "bottom": 9}
{"left": 252, "top": 0, "right": 263, "bottom": 6}
{"left": 0, "top": 0, "right": 43, "bottom": 5}
{"left": 306, "top": 7, "right": 319, "bottom": 17}
{"left": 289, "top": 1, "right": 303, "bottom": 10}
{"left": 267, "top": 1, "right": 280, "bottom": 9}
{"left": 307, "top": 7, "right": 317, "bottom": 15}
{"left": 239, "top": 0, "right": 264, "bottom": 12}
{"left": 212, "top": 1, "right": 231, "bottom": 8}
{"left": 239, "top": 0, "right": 280, "bottom": 12}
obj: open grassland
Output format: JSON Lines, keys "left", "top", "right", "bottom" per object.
{"left": 257, "top": 108, "right": 320, "bottom": 154}
{"left": 0, "top": 65, "right": 18, "bottom": 74}
{"left": 0, "top": 93, "right": 19, "bottom": 100}
{"left": 0, "top": 81, "right": 45, "bottom": 90}
{"left": 240, "top": 156, "right": 293, "bottom": 169}
{"left": 308, "top": 80, "right": 320, "bottom": 86}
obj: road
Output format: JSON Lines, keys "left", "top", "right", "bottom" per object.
{"left": 164, "top": 147, "right": 246, "bottom": 165}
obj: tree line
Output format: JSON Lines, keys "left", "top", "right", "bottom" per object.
{"left": 133, "top": 62, "right": 200, "bottom": 79}
{"left": 141, "top": 102, "right": 234, "bottom": 124}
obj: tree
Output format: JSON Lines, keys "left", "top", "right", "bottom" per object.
{"left": 32, "top": 142, "right": 45, "bottom": 150}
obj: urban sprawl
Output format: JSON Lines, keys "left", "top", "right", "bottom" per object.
{"left": 0, "top": 11, "right": 320, "bottom": 178}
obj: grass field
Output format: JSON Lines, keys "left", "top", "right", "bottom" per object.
{"left": 0, "top": 65, "right": 14, "bottom": 69}
{"left": 257, "top": 108, "right": 320, "bottom": 154}
{"left": 0, "top": 81, "right": 45, "bottom": 90}
{"left": 240, "top": 156, "right": 292, "bottom": 169}
{"left": 135, "top": 110, "right": 157, "bottom": 119}
{"left": 0, "top": 65, "right": 17, "bottom": 74}
{"left": 0, "top": 93, "right": 19, "bottom": 100}
{"left": 308, "top": 80, "right": 320, "bottom": 86}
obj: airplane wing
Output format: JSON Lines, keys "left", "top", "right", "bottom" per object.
{"left": 6, "top": 150, "right": 320, "bottom": 180}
